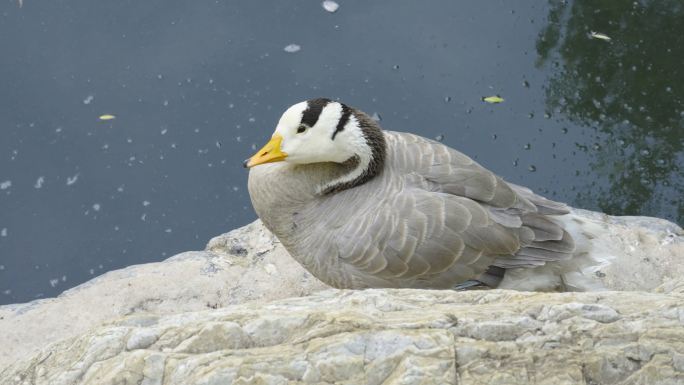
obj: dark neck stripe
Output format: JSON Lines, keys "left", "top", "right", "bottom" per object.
{"left": 301, "top": 98, "right": 331, "bottom": 127}
{"left": 322, "top": 109, "right": 387, "bottom": 195}
{"left": 332, "top": 103, "right": 351, "bottom": 140}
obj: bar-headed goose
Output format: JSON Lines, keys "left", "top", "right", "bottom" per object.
{"left": 245, "top": 98, "right": 608, "bottom": 291}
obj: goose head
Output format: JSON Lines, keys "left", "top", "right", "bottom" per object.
{"left": 245, "top": 98, "right": 386, "bottom": 194}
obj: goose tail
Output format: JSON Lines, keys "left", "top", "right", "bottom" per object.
{"left": 500, "top": 209, "right": 684, "bottom": 292}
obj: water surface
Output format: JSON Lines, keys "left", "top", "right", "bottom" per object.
{"left": 1, "top": 0, "right": 681, "bottom": 304}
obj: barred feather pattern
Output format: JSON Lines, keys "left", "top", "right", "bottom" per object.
{"left": 249, "top": 123, "right": 604, "bottom": 291}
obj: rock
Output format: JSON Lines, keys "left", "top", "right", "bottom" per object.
{"left": 1, "top": 288, "right": 683, "bottom": 385}
{"left": 0, "top": 210, "right": 682, "bottom": 383}
{"left": 569, "top": 209, "right": 684, "bottom": 292}
{"left": 0, "top": 221, "right": 327, "bottom": 369}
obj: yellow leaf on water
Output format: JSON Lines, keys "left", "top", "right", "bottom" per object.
{"left": 99, "top": 114, "right": 116, "bottom": 121}
{"left": 482, "top": 95, "right": 504, "bottom": 104}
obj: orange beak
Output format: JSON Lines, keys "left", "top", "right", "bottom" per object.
{"left": 244, "top": 134, "right": 288, "bottom": 168}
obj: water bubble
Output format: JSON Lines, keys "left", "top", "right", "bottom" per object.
{"left": 522, "top": 80, "right": 530, "bottom": 88}
{"left": 157, "top": 74, "right": 163, "bottom": 79}
{"left": 215, "top": 141, "right": 222, "bottom": 149}
{"left": 49, "top": 278, "right": 59, "bottom": 288}
{"left": 321, "top": 0, "right": 339, "bottom": 13}
{"left": 83, "top": 95, "right": 94, "bottom": 105}
{"left": 0, "top": 180, "right": 12, "bottom": 190}
{"left": 34, "top": 176, "right": 45, "bottom": 189}
{"left": 284, "top": 44, "right": 301, "bottom": 53}
{"left": 92, "top": 203, "right": 101, "bottom": 211}
{"left": 593, "top": 143, "right": 601, "bottom": 150}
{"left": 163, "top": 100, "right": 169, "bottom": 107}
{"left": 491, "top": 134, "right": 498, "bottom": 140}
{"left": 523, "top": 143, "right": 531, "bottom": 150}
{"left": 513, "top": 159, "right": 519, "bottom": 167}
{"left": 527, "top": 112, "right": 535, "bottom": 119}
{"left": 161, "top": 128, "right": 168, "bottom": 135}
{"left": 444, "top": 96, "right": 452, "bottom": 103}
{"left": 435, "top": 134, "right": 444, "bottom": 142}
{"left": 1, "top": 228, "right": 7, "bottom": 237}
{"left": 528, "top": 165, "right": 537, "bottom": 172}
{"left": 392, "top": 65, "right": 400, "bottom": 70}
{"left": 561, "top": 128, "right": 568, "bottom": 134}
{"left": 165, "top": 228, "right": 172, "bottom": 233}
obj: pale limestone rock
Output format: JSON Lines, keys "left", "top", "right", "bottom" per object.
{"left": 0, "top": 221, "right": 327, "bottom": 369}
{"left": 1, "top": 288, "right": 683, "bottom": 385}
{"left": 0, "top": 210, "right": 682, "bottom": 383}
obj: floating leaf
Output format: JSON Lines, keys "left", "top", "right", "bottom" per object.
{"left": 589, "top": 31, "right": 612, "bottom": 42}
{"left": 482, "top": 95, "right": 504, "bottom": 104}
{"left": 99, "top": 114, "right": 116, "bottom": 121}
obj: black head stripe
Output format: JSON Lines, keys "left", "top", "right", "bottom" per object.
{"left": 332, "top": 103, "right": 351, "bottom": 140}
{"left": 301, "top": 98, "right": 331, "bottom": 127}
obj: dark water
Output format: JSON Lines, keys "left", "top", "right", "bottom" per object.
{"left": 0, "top": 0, "right": 682, "bottom": 305}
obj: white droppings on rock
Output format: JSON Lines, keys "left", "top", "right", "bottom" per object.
{"left": 284, "top": 44, "right": 301, "bottom": 53}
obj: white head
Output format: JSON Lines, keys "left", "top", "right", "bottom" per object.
{"left": 245, "top": 98, "right": 371, "bottom": 167}
{"left": 245, "top": 98, "right": 387, "bottom": 194}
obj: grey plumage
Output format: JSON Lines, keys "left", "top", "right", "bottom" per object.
{"left": 248, "top": 102, "right": 582, "bottom": 290}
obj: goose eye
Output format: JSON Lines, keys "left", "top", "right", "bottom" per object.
{"left": 296, "top": 125, "right": 307, "bottom": 134}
